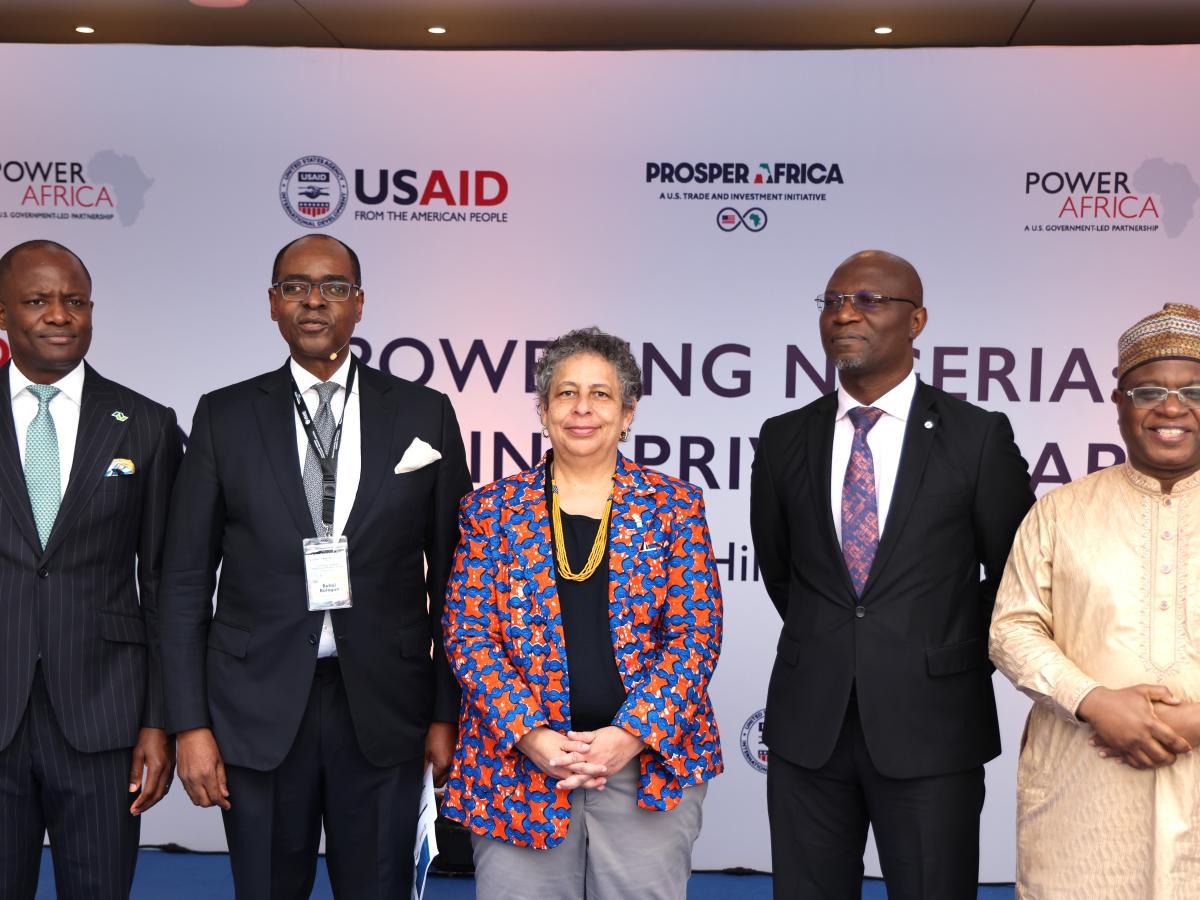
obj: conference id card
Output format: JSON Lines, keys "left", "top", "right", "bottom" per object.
{"left": 302, "top": 536, "right": 353, "bottom": 611}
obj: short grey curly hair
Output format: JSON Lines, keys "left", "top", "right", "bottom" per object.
{"left": 535, "top": 326, "right": 643, "bottom": 413}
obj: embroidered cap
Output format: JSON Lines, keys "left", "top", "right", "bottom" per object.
{"left": 1117, "top": 303, "right": 1200, "bottom": 380}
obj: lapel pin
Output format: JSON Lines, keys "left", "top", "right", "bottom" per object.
{"left": 111, "top": 410, "right": 129, "bottom": 422}
{"left": 923, "top": 420, "right": 934, "bottom": 429}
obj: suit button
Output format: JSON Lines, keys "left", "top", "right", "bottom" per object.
{"left": 307, "top": 633, "right": 318, "bottom": 645}
{"left": 37, "top": 567, "right": 49, "bottom": 579}
{"left": 854, "top": 605, "right": 866, "bottom": 618}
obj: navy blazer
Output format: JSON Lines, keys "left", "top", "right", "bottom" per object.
{"left": 159, "top": 360, "right": 471, "bottom": 770}
{"left": 750, "top": 380, "right": 1035, "bottom": 778}
{"left": 0, "top": 361, "right": 182, "bottom": 754}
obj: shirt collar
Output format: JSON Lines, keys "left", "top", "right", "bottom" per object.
{"left": 288, "top": 355, "right": 357, "bottom": 395}
{"left": 836, "top": 368, "right": 917, "bottom": 423}
{"left": 9, "top": 360, "right": 86, "bottom": 407}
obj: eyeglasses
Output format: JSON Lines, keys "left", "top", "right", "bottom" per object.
{"left": 815, "top": 291, "right": 919, "bottom": 314}
{"left": 271, "top": 280, "right": 360, "bottom": 303}
{"left": 1122, "top": 386, "right": 1200, "bottom": 409}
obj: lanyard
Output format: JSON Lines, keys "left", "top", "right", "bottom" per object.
{"left": 290, "top": 360, "right": 356, "bottom": 532}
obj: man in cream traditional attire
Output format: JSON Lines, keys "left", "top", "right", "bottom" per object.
{"left": 991, "top": 303, "right": 1200, "bottom": 900}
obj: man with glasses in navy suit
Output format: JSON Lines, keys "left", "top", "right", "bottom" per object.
{"left": 161, "top": 234, "right": 471, "bottom": 899}
{"left": 751, "top": 249, "right": 1035, "bottom": 900}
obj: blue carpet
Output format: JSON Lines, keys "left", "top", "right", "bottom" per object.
{"left": 37, "top": 848, "right": 1016, "bottom": 898}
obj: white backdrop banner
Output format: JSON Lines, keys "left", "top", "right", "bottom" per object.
{"left": 2, "top": 42, "right": 1198, "bottom": 880}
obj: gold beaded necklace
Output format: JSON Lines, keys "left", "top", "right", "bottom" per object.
{"left": 550, "top": 470, "right": 612, "bottom": 582}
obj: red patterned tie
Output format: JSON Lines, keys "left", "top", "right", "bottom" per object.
{"left": 842, "top": 406, "right": 884, "bottom": 596}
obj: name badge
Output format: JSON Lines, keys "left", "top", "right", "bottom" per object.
{"left": 303, "top": 535, "right": 352, "bottom": 611}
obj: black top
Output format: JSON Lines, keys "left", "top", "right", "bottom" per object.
{"left": 547, "top": 475, "right": 628, "bottom": 732}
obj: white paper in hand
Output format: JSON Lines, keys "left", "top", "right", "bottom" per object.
{"left": 412, "top": 763, "right": 440, "bottom": 900}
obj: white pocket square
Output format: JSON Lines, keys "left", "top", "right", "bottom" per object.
{"left": 394, "top": 437, "right": 442, "bottom": 474}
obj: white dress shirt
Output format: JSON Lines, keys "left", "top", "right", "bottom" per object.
{"left": 290, "top": 356, "right": 361, "bottom": 658}
{"left": 830, "top": 369, "right": 917, "bottom": 545}
{"left": 10, "top": 360, "right": 85, "bottom": 501}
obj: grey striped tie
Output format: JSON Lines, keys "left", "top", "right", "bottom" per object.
{"left": 24, "top": 384, "right": 62, "bottom": 548}
{"left": 302, "top": 382, "right": 340, "bottom": 535}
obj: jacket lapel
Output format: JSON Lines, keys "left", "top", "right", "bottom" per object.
{"left": 861, "top": 382, "right": 939, "bottom": 599}
{"left": 253, "top": 361, "right": 316, "bottom": 539}
{"left": 0, "top": 364, "right": 41, "bottom": 554}
{"left": 514, "top": 456, "right": 556, "bottom": 598}
{"left": 609, "top": 453, "right": 659, "bottom": 561}
{"left": 504, "top": 459, "right": 567, "bottom": 694}
{"left": 608, "top": 454, "right": 659, "bottom": 640}
{"left": 810, "top": 394, "right": 857, "bottom": 598}
{"left": 41, "top": 365, "right": 123, "bottom": 562}
{"left": 343, "top": 363, "right": 397, "bottom": 538}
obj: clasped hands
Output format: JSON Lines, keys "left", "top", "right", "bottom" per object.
{"left": 1080, "top": 684, "right": 1198, "bottom": 770}
{"left": 516, "top": 725, "right": 645, "bottom": 791}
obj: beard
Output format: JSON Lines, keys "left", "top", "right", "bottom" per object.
{"left": 834, "top": 356, "right": 864, "bottom": 371}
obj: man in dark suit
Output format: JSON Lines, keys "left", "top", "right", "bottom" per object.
{"left": 160, "top": 234, "right": 471, "bottom": 898}
{"left": 0, "top": 240, "right": 182, "bottom": 899}
{"left": 750, "top": 250, "right": 1035, "bottom": 900}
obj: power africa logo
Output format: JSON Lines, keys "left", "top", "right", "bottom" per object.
{"left": 1023, "top": 161, "right": 1200, "bottom": 237}
{"left": 280, "top": 156, "right": 349, "bottom": 228}
{"left": 0, "top": 152, "right": 153, "bottom": 226}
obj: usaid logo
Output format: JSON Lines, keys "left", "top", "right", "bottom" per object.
{"left": 280, "top": 156, "right": 349, "bottom": 228}
{"left": 740, "top": 708, "right": 768, "bottom": 773}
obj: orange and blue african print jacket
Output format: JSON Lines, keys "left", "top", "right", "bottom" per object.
{"left": 440, "top": 453, "right": 723, "bottom": 849}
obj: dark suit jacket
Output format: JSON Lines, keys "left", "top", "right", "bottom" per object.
{"left": 159, "top": 360, "right": 471, "bottom": 771}
{"left": 0, "top": 361, "right": 182, "bottom": 754}
{"left": 750, "top": 380, "right": 1034, "bottom": 779}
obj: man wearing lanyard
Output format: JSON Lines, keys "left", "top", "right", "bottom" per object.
{"left": 160, "top": 234, "right": 472, "bottom": 898}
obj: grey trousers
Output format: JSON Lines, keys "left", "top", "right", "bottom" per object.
{"left": 472, "top": 761, "right": 708, "bottom": 900}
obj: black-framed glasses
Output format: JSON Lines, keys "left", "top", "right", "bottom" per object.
{"left": 271, "top": 280, "right": 360, "bottom": 302}
{"left": 1122, "top": 386, "right": 1200, "bottom": 409}
{"left": 815, "top": 291, "right": 919, "bottom": 314}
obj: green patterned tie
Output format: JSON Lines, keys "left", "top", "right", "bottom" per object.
{"left": 24, "top": 384, "right": 61, "bottom": 548}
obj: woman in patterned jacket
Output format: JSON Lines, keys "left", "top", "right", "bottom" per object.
{"left": 441, "top": 326, "right": 723, "bottom": 900}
